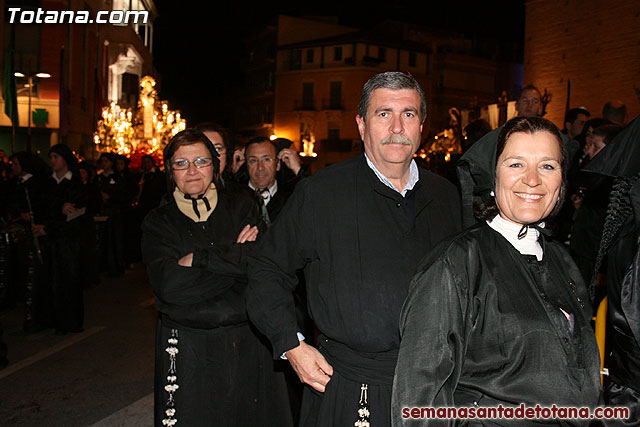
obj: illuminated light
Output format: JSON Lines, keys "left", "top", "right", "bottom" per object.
{"left": 14, "top": 72, "right": 25, "bottom": 77}
{"left": 270, "top": 135, "right": 277, "bottom": 141}
{"left": 420, "top": 153, "right": 426, "bottom": 159}
{"left": 434, "top": 136, "right": 438, "bottom": 140}
{"left": 94, "top": 75, "right": 187, "bottom": 160}
{"left": 445, "top": 152, "right": 451, "bottom": 162}
{"left": 36, "top": 72, "right": 51, "bottom": 78}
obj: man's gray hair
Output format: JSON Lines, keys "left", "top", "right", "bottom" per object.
{"left": 358, "top": 72, "right": 426, "bottom": 122}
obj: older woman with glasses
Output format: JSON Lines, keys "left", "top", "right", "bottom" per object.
{"left": 142, "top": 129, "right": 292, "bottom": 427}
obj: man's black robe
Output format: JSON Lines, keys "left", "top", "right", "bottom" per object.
{"left": 247, "top": 154, "right": 461, "bottom": 426}
{"left": 393, "top": 224, "right": 601, "bottom": 426}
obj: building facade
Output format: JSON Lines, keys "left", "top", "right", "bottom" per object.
{"left": 237, "top": 16, "right": 521, "bottom": 171}
{"left": 0, "top": 0, "right": 157, "bottom": 158}
{"left": 524, "top": 0, "right": 640, "bottom": 126}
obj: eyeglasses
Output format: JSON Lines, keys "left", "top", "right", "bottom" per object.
{"left": 247, "top": 157, "right": 278, "bottom": 166}
{"left": 172, "top": 157, "right": 213, "bottom": 170}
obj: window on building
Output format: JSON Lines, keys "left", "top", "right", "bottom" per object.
{"left": 302, "top": 82, "right": 314, "bottom": 110}
{"left": 409, "top": 52, "right": 416, "bottom": 67}
{"left": 334, "top": 46, "right": 342, "bottom": 61}
{"left": 112, "top": 0, "right": 154, "bottom": 52}
{"left": 120, "top": 73, "right": 139, "bottom": 108}
{"left": 328, "top": 127, "right": 340, "bottom": 141}
{"left": 291, "top": 49, "right": 302, "bottom": 70}
{"left": 330, "top": 82, "right": 342, "bottom": 109}
{"left": 378, "top": 47, "right": 386, "bottom": 61}
{"left": 306, "top": 49, "right": 314, "bottom": 63}
{"left": 267, "top": 71, "right": 274, "bottom": 91}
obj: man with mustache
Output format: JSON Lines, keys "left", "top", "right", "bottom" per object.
{"left": 247, "top": 71, "right": 461, "bottom": 426}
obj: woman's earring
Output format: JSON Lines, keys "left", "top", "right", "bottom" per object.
{"left": 490, "top": 190, "right": 495, "bottom": 197}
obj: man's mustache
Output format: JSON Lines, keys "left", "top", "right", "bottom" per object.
{"left": 381, "top": 135, "right": 413, "bottom": 145}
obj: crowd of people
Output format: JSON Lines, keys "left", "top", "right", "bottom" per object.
{"left": 0, "top": 71, "right": 638, "bottom": 426}
{"left": 0, "top": 147, "right": 168, "bottom": 335}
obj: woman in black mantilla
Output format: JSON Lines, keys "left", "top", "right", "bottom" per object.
{"left": 141, "top": 129, "right": 292, "bottom": 427}
{"left": 392, "top": 117, "right": 601, "bottom": 426}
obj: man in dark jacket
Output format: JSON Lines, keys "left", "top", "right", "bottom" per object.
{"left": 246, "top": 72, "right": 462, "bottom": 426}
{"left": 245, "top": 137, "right": 304, "bottom": 226}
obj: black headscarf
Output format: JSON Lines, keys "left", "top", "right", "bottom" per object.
{"left": 48, "top": 143, "right": 79, "bottom": 176}
{"left": 583, "top": 116, "right": 640, "bottom": 178}
{"left": 11, "top": 151, "right": 48, "bottom": 177}
{"left": 456, "top": 116, "right": 569, "bottom": 235}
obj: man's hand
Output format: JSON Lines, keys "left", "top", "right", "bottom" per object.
{"left": 232, "top": 149, "right": 245, "bottom": 174}
{"left": 236, "top": 224, "right": 258, "bottom": 243}
{"left": 178, "top": 253, "right": 193, "bottom": 267}
{"left": 62, "top": 202, "right": 76, "bottom": 215}
{"left": 286, "top": 340, "right": 333, "bottom": 392}
{"left": 32, "top": 224, "right": 46, "bottom": 237}
{"left": 278, "top": 148, "right": 302, "bottom": 176}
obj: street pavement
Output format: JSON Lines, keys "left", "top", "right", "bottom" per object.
{"left": 0, "top": 263, "right": 156, "bottom": 426}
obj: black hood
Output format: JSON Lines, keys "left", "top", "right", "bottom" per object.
{"left": 583, "top": 115, "right": 640, "bottom": 178}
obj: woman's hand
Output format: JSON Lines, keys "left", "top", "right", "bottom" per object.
{"left": 236, "top": 224, "right": 258, "bottom": 243}
{"left": 178, "top": 253, "right": 193, "bottom": 267}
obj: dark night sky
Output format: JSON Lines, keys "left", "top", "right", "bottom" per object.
{"left": 151, "top": 2, "right": 526, "bottom": 127}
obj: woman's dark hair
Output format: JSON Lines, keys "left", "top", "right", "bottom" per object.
{"left": 163, "top": 129, "right": 221, "bottom": 192}
{"left": 474, "top": 116, "right": 567, "bottom": 223}
{"left": 574, "top": 118, "right": 612, "bottom": 147}
{"left": 10, "top": 151, "right": 49, "bottom": 176}
{"left": 593, "top": 124, "right": 623, "bottom": 146}
{"left": 195, "top": 122, "right": 234, "bottom": 175}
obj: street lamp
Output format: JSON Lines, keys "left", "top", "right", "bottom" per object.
{"left": 15, "top": 71, "right": 51, "bottom": 152}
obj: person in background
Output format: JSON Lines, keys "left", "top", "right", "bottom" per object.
{"left": 7, "top": 151, "right": 49, "bottom": 330}
{"left": 564, "top": 107, "right": 590, "bottom": 140}
{"left": 115, "top": 154, "right": 138, "bottom": 267}
{"left": 97, "top": 153, "right": 125, "bottom": 276}
{"left": 78, "top": 162, "right": 101, "bottom": 288}
{"left": 33, "top": 144, "right": 87, "bottom": 334}
{"left": 245, "top": 137, "right": 304, "bottom": 226}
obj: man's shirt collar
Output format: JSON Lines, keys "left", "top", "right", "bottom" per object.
{"left": 364, "top": 152, "right": 419, "bottom": 197}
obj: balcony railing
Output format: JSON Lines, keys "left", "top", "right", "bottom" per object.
{"left": 321, "top": 138, "right": 362, "bottom": 152}
{"left": 294, "top": 99, "right": 316, "bottom": 111}
{"left": 322, "top": 98, "right": 345, "bottom": 110}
